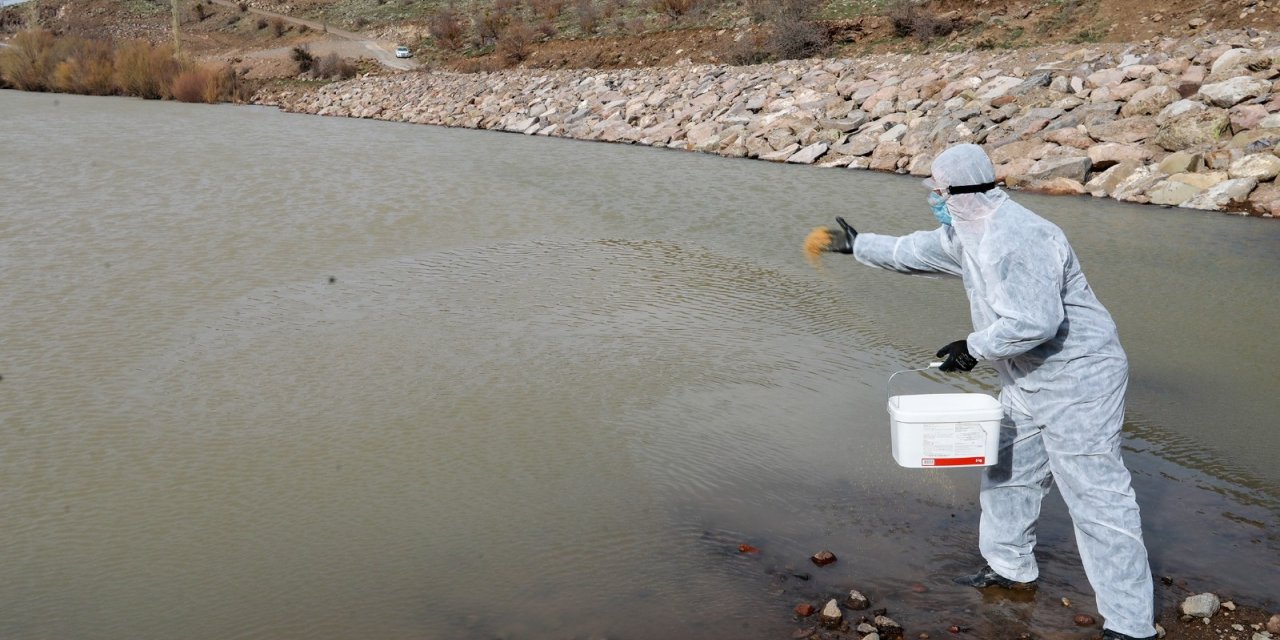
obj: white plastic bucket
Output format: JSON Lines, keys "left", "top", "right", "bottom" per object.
{"left": 887, "top": 364, "right": 1003, "bottom": 468}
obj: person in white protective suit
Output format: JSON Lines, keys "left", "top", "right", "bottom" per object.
{"left": 818, "top": 144, "right": 1156, "bottom": 640}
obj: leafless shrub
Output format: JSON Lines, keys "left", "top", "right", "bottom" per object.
{"left": 237, "top": 2, "right": 248, "bottom": 11}
{"left": 652, "top": 0, "right": 696, "bottom": 17}
{"left": 270, "top": 16, "right": 286, "bottom": 36}
{"left": 575, "top": 0, "right": 597, "bottom": 34}
{"left": 493, "top": 0, "right": 521, "bottom": 13}
{"left": 313, "top": 52, "right": 356, "bottom": 79}
{"left": 723, "top": 30, "right": 769, "bottom": 65}
{"left": 534, "top": 20, "right": 557, "bottom": 39}
{"left": 474, "top": 10, "right": 507, "bottom": 46}
{"left": 529, "top": 0, "right": 564, "bottom": 20}
{"left": 428, "top": 9, "right": 465, "bottom": 50}
{"left": 888, "top": 0, "right": 954, "bottom": 43}
{"left": 496, "top": 20, "right": 535, "bottom": 64}
{"left": 255, "top": 17, "right": 267, "bottom": 29}
{"left": 766, "top": 15, "right": 828, "bottom": 60}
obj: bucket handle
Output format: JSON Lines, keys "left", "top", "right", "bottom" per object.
{"left": 887, "top": 362, "right": 942, "bottom": 409}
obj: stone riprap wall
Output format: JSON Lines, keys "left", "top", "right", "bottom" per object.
{"left": 265, "top": 32, "right": 1280, "bottom": 216}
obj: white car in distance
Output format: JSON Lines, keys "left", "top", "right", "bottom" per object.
{"left": 394, "top": 46, "right": 412, "bottom": 58}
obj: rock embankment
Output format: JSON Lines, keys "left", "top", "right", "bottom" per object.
{"left": 263, "top": 30, "right": 1280, "bottom": 217}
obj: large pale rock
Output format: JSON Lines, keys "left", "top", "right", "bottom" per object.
{"left": 1229, "top": 104, "right": 1270, "bottom": 133}
{"left": 1147, "top": 179, "right": 1204, "bottom": 206}
{"left": 996, "top": 158, "right": 1037, "bottom": 183}
{"left": 1170, "top": 171, "right": 1229, "bottom": 190}
{"left": 1086, "top": 161, "right": 1143, "bottom": 197}
{"left": 820, "top": 112, "right": 870, "bottom": 132}
{"left": 1246, "top": 182, "right": 1280, "bottom": 216}
{"left": 1207, "top": 48, "right": 1276, "bottom": 81}
{"left": 1158, "top": 151, "right": 1203, "bottom": 174}
{"left": 1258, "top": 113, "right": 1280, "bottom": 129}
{"left": 1111, "top": 165, "right": 1168, "bottom": 203}
{"left": 787, "top": 142, "right": 829, "bottom": 164}
{"left": 869, "top": 141, "right": 903, "bottom": 171}
{"left": 1086, "top": 68, "right": 1127, "bottom": 88}
{"left": 1156, "top": 99, "right": 1207, "bottom": 124}
{"left": 1228, "top": 153, "right": 1280, "bottom": 180}
{"left": 1182, "top": 178, "right": 1258, "bottom": 211}
{"left": 1153, "top": 108, "right": 1231, "bottom": 151}
{"left": 1204, "top": 148, "right": 1244, "bottom": 171}
{"left": 1089, "top": 117, "right": 1159, "bottom": 144}
{"left": 1025, "top": 155, "right": 1092, "bottom": 183}
{"left": 1045, "top": 126, "right": 1096, "bottom": 149}
{"left": 1120, "top": 85, "right": 1181, "bottom": 117}
{"left": 759, "top": 142, "right": 800, "bottom": 162}
{"left": 1181, "top": 593, "right": 1223, "bottom": 618}
{"left": 1088, "top": 142, "right": 1154, "bottom": 169}
{"left": 836, "top": 132, "right": 880, "bottom": 156}
{"left": 1227, "top": 128, "right": 1280, "bottom": 153}
{"left": 1197, "top": 77, "right": 1272, "bottom": 108}
{"left": 1024, "top": 177, "right": 1087, "bottom": 195}
{"left": 977, "top": 76, "right": 1025, "bottom": 100}
{"left": 989, "top": 139, "right": 1056, "bottom": 164}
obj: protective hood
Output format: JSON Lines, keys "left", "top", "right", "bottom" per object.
{"left": 922, "top": 144, "right": 1009, "bottom": 228}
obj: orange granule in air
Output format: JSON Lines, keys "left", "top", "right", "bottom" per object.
{"left": 803, "top": 226, "right": 833, "bottom": 263}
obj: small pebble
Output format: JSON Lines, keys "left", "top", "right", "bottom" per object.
{"left": 1073, "top": 614, "right": 1096, "bottom": 627}
{"left": 1061, "top": 597, "right": 1071, "bottom": 607}
{"left": 1267, "top": 613, "right": 1280, "bottom": 634}
{"left": 795, "top": 603, "right": 816, "bottom": 617}
{"left": 918, "top": 633, "right": 930, "bottom": 639}
{"left": 846, "top": 590, "right": 870, "bottom": 610}
{"left": 810, "top": 550, "right": 837, "bottom": 567}
{"left": 1223, "top": 601, "right": 1237, "bottom": 611}
{"left": 910, "top": 583, "right": 928, "bottom": 593}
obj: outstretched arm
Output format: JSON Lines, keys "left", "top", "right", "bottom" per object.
{"left": 852, "top": 226, "right": 964, "bottom": 277}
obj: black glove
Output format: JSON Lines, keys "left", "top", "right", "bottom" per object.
{"left": 936, "top": 339, "right": 978, "bottom": 372}
{"left": 827, "top": 216, "right": 857, "bottom": 254}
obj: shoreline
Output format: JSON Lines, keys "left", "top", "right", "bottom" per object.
{"left": 256, "top": 28, "right": 1280, "bottom": 218}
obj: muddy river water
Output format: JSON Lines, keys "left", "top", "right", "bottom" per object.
{"left": 1, "top": 89, "right": 1277, "bottom": 639}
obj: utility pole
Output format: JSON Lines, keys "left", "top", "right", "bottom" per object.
{"left": 171, "top": 0, "right": 182, "bottom": 57}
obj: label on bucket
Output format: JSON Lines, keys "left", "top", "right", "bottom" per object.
{"left": 920, "top": 422, "right": 988, "bottom": 466}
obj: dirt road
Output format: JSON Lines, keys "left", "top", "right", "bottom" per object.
{"left": 206, "top": 0, "right": 418, "bottom": 71}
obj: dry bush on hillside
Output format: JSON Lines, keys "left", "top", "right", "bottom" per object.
{"left": 575, "top": 0, "right": 598, "bottom": 34}
{"left": 767, "top": 16, "right": 829, "bottom": 60}
{"left": 428, "top": 9, "right": 466, "bottom": 50}
{"left": 291, "top": 45, "right": 314, "bottom": 72}
{"left": 171, "top": 64, "right": 229, "bottom": 103}
{"left": 474, "top": 9, "right": 507, "bottom": 46}
{"left": 51, "top": 37, "right": 116, "bottom": 94}
{"left": 270, "top": 16, "right": 287, "bottom": 36}
{"left": 114, "top": 39, "right": 180, "bottom": 99}
{"left": 496, "top": 21, "right": 536, "bottom": 64}
{"left": 888, "top": 0, "right": 955, "bottom": 43}
{"left": 529, "top": 0, "right": 565, "bottom": 20}
{"left": 534, "top": 20, "right": 558, "bottom": 38}
{"left": 0, "top": 29, "right": 59, "bottom": 91}
{"left": 313, "top": 52, "right": 356, "bottom": 79}
{"left": 652, "top": 0, "right": 697, "bottom": 17}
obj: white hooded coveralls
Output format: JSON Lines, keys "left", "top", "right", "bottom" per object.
{"left": 851, "top": 144, "right": 1155, "bottom": 639}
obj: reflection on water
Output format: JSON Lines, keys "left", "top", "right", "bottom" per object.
{"left": 0, "top": 90, "right": 1276, "bottom": 639}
